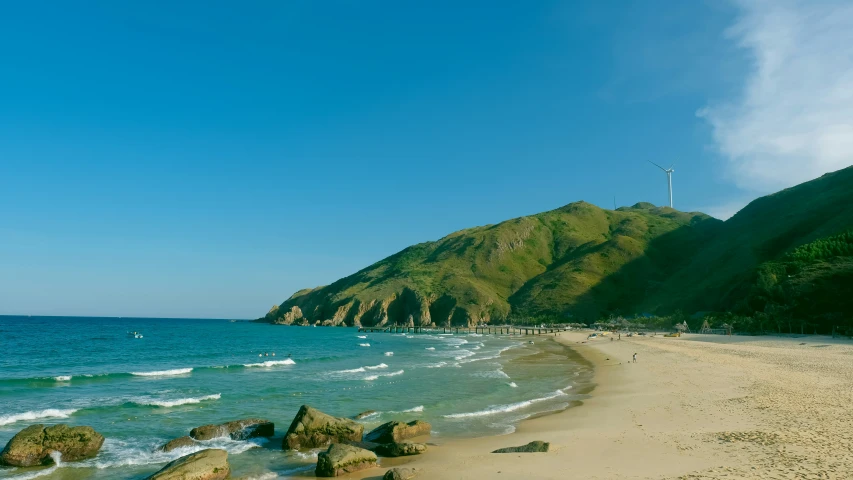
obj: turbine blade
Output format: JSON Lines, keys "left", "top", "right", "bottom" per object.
{"left": 647, "top": 160, "right": 666, "bottom": 171}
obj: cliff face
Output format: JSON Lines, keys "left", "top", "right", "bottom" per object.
{"left": 258, "top": 202, "right": 720, "bottom": 326}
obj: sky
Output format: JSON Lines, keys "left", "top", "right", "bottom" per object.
{"left": 1, "top": 0, "right": 851, "bottom": 318}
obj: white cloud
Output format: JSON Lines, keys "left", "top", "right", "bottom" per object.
{"left": 699, "top": 0, "right": 853, "bottom": 192}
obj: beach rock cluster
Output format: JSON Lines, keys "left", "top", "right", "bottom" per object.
{"left": 315, "top": 443, "right": 377, "bottom": 477}
{"left": 374, "top": 442, "right": 427, "bottom": 457}
{"left": 492, "top": 440, "right": 550, "bottom": 453}
{"left": 384, "top": 467, "right": 419, "bottom": 480}
{"left": 160, "top": 418, "right": 274, "bottom": 452}
{"left": 145, "top": 448, "right": 230, "bottom": 480}
{"left": 0, "top": 424, "right": 104, "bottom": 467}
{"left": 283, "top": 405, "right": 363, "bottom": 450}
{"left": 365, "top": 420, "right": 432, "bottom": 443}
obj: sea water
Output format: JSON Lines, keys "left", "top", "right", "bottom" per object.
{"left": 0, "top": 316, "right": 591, "bottom": 479}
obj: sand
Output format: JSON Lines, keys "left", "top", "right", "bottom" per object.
{"left": 364, "top": 331, "right": 853, "bottom": 479}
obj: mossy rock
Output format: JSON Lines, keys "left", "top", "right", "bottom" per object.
{"left": 145, "top": 448, "right": 230, "bottom": 480}
{"left": 0, "top": 424, "right": 104, "bottom": 467}
{"left": 365, "top": 420, "right": 431, "bottom": 443}
{"left": 283, "top": 405, "right": 363, "bottom": 450}
{"left": 315, "top": 443, "right": 377, "bottom": 477}
{"left": 491, "top": 440, "right": 550, "bottom": 453}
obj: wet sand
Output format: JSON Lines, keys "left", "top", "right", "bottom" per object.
{"left": 362, "top": 331, "right": 853, "bottom": 479}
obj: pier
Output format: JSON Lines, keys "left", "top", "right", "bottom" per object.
{"left": 357, "top": 325, "right": 566, "bottom": 336}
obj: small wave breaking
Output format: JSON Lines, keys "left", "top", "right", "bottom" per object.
{"left": 242, "top": 359, "right": 296, "bottom": 368}
{"left": 0, "top": 409, "right": 78, "bottom": 427}
{"left": 443, "top": 390, "right": 568, "bottom": 419}
{"left": 130, "top": 368, "right": 193, "bottom": 377}
{"left": 132, "top": 393, "right": 221, "bottom": 408}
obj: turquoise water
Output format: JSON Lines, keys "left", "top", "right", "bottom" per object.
{"left": 0, "top": 316, "right": 590, "bottom": 479}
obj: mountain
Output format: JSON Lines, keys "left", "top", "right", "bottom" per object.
{"left": 259, "top": 202, "right": 720, "bottom": 326}
{"left": 646, "top": 165, "right": 853, "bottom": 327}
{"left": 258, "top": 165, "right": 853, "bottom": 330}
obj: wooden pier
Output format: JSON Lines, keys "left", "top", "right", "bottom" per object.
{"left": 357, "top": 325, "right": 565, "bottom": 336}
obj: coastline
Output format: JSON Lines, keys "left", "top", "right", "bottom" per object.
{"left": 358, "top": 331, "right": 853, "bottom": 479}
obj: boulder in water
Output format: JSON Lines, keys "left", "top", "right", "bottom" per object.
{"left": 190, "top": 418, "right": 273, "bottom": 441}
{"left": 145, "top": 448, "right": 230, "bottom": 480}
{"left": 353, "top": 410, "right": 377, "bottom": 420}
{"left": 491, "top": 440, "right": 550, "bottom": 453}
{"left": 0, "top": 424, "right": 105, "bottom": 467}
{"left": 161, "top": 436, "right": 197, "bottom": 452}
{"left": 374, "top": 442, "right": 427, "bottom": 457}
{"left": 315, "top": 443, "right": 377, "bottom": 477}
{"left": 384, "top": 467, "right": 419, "bottom": 480}
{"left": 365, "top": 420, "right": 431, "bottom": 443}
{"left": 283, "top": 405, "right": 364, "bottom": 450}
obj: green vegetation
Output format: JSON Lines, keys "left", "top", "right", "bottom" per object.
{"left": 259, "top": 166, "right": 853, "bottom": 333}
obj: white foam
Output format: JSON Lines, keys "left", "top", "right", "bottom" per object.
{"left": 473, "top": 368, "right": 510, "bottom": 379}
{"left": 402, "top": 405, "right": 424, "bottom": 413}
{"left": 454, "top": 350, "right": 476, "bottom": 361}
{"left": 242, "top": 474, "right": 278, "bottom": 480}
{"left": 10, "top": 452, "right": 62, "bottom": 479}
{"left": 74, "top": 437, "right": 264, "bottom": 470}
{"left": 384, "top": 352, "right": 394, "bottom": 356}
{"left": 365, "top": 363, "right": 388, "bottom": 370}
{"left": 130, "top": 368, "right": 193, "bottom": 377}
{"left": 507, "top": 382, "right": 518, "bottom": 388}
{"left": 425, "top": 347, "right": 435, "bottom": 351}
{"left": 54, "top": 375, "right": 72, "bottom": 381}
{"left": 359, "top": 343, "right": 370, "bottom": 347}
{"left": 242, "top": 359, "right": 296, "bottom": 368}
{"left": 0, "top": 409, "right": 77, "bottom": 426}
{"left": 424, "top": 361, "right": 448, "bottom": 368}
{"left": 133, "top": 394, "right": 220, "bottom": 408}
{"left": 364, "top": 369, "right": 404, "bottom": 381}
{"left": 443, "top": 390, "right": 568, "bottom": 419}
{"left": 357, "top": 335, "right": 367, "bottom": 338}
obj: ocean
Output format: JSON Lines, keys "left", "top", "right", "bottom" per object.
{"left": 0, "top": 316, "right": 591, "bottom": 479}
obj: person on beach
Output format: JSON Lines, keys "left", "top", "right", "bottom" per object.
{"left": 633, "top": 353, "right": 637, "bottom": 363}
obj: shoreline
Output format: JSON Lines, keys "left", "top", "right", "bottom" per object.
{"left": 357, "top": 331, "right": 853, "bottom": 479}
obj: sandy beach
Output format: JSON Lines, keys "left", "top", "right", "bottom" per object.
{"left": 365, "top": 331, "right": 853, "bottom": 480}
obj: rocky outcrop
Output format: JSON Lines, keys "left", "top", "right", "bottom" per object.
{"left": 161, "top": 436, "right": 197, "bottom": 452}
{"left": 190, "top": 418, "right": 273, "bottom": 441}
{"left": 353, "top": 410, "right": 377, "bottom": 420}
{"left": 374, "top": 442, "right": 427, "bottom": 457}
{"left": 283, "top": 405, "right": 364, "bottom": 450}
{"left": 315, "top": 443, "right": 377, "bottom": 477}
{"left": 0, "top": 424, "right": 105, "bottom": 467}
{"left": 273, "top": 306, "right": 303, "bottom": 325}
{"left": 384, "top": 467, "right": 419, "bottom": 480}
{"left": 365, "top": 420, "right": 431, "bottom": 444}
{"left": 491, "top": 440, "right": 550, "bottom": 453}
{"left": 145, "top": 449, "right": 229, "bottom": 480}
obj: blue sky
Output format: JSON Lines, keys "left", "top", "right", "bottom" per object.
{"left": 2, "top": 1, "right": 850, "bottom": 318}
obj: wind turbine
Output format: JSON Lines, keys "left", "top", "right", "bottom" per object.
{"left": 648, "top": 161, "right": 674, "bottom": 208}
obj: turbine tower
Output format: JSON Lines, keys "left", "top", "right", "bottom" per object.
{"left": 648, "top": 161, "right": 674, "bottom": 208}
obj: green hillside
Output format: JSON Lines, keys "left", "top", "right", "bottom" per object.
{"left": 258, "top": 165, "right": 853, "bottom": 331}
{"left": 259, "top": 202, "right": 720, "bottom": 326}
{"left": 646, "top": 165, "right": 853, "bottom": 318}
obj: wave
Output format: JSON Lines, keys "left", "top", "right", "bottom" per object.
{"left": 357, "top": 335, "right": 367, "bottom": 339}
{"left": 365, "top": 363, "right": 388, "bottom": 370}
{"left": 364, "top": 369, "right": 404, "bottom": 381}
{"left": 384, "top": 352, "right": 393, "bottom": 356}
{"left": 359, "top": 343, "right": 370, "bottom": 347}
{"left": 8, "top": 452, "right": 63, "bottom": 479}
{"left": 132, "top": 393, "right": 220, "bottom": 408}
{"left": 443, "top": 390, "right": 568, "bottom": 419}
{"left": 242, "top": 359, "right": 296, "bottom": 368}
{"left": 402, "top": 405, "right": 424, "bottom": 413}
{"left": 130, "top": 368, "right": 193, "bottom": 377}
{"left": 473, "top": 368, "right": 510, "bottom": 379}
{"left": 507, "top": 382, "right": 518, "bottom": 388}
{"left": 425, "top": 347, "right": 435, "bottom": 351}
{"left": 72, "top": 436, "right": 265, "bottom": 470}
{"left": 0, "top": 409, "right": 78, "bottom": 427}
{"left": 337, "top": 367, "right": 365, "bottom": 373}
{"left": 454, "top": 350, "right": 476, "bottom": 361}
{"left": 54, "top": 375, "right": 72, "bottom": 381}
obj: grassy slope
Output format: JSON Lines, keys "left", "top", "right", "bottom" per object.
{"left": 262, "top": 202, "right": 718, "bottom": 326}
{"left": 647, "top": 165, "right": 853, "bottom": 314}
